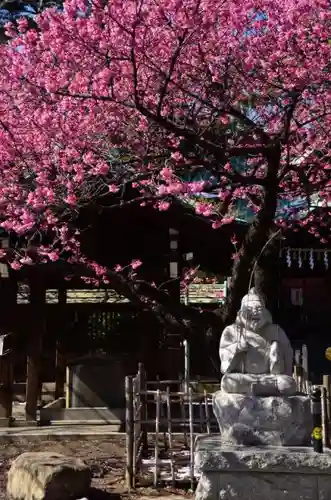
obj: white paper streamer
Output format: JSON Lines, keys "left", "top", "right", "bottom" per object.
{"left": 309, "top": 249, "right": 314, "bottom": 269}
{"left": 324, "top": 251, "right": 329, "bottom": 270}
{"left": 286, "top": 248, "right": 292, "bottom": 267}
{"left": 298, "top": 249, "right": 302, "bottom": 268}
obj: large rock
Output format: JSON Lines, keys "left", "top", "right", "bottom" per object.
{"left": 213, "top": 390, "right": 312, "bottom": 446}
{"left": 195, "top": 436, "right": 331, "bottom": 500}
{"left": 7, "top": 452, "right": 92, "bottom": 500}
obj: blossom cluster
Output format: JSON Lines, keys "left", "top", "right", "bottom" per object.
{"left": 0, "top": 0, "right": 330, "bottom": 278}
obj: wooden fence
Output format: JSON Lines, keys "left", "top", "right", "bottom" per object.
{"left": 126, "top": 353, "right": 331, "bottom": 490}
{"left": 125, "top": 364, "right": 219, "bottom": 489}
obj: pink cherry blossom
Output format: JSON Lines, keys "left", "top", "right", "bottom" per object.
{"left": 195, "top": 202, "right": 214, "bottom": 217}
{"left": 0, "top": 0, "right": 329, "bottom": 294}
{"left": 158, "top": 201, "right": 170, "bottom": 211}
{"left": 131, "top": 259, "right": 142, "bottom": 270}
{"left": 10, "top": 261, "right": 22, "bottom": 271}
{"left": 48, "top": 251, "right": 60, "bottom": 262}
{"left": 171, "top": 151, "right": 183, "bottom": 162}
{"left": 20, "top": 256, "right": 33, "bottom": 265}
{"left": 160, "top": 168, "right": 173, "bottom": 180}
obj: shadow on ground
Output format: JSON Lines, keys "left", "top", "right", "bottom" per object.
{"left": 89, "top": 487, "right": 122, "bottom": 500}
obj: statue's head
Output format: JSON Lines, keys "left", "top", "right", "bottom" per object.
{"left": 236, "top": 288, "right": 272, "bottom": 332}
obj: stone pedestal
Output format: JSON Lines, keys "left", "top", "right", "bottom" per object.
{"left": 213, "top": 391, "right": 312, "bottom": 446}
{"left": 194, "top": 436, "right": 331, "bottom": 500}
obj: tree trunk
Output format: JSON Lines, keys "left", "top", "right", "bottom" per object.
{"left": 222, "top": 145, "right": 280, "bottom": 325}
{"left": 253, "top": 234, "right": 281, "bottom": 316}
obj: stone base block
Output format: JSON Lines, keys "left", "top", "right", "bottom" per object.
{"left": 195, "top": 436, "right": 331, "bottom": 500}
{"left": 213, "top": 391, "right": 312, "bottom": 446}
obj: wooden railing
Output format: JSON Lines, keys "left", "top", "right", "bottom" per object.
{"left": 125, "top": 365, "right": 219, "bottom": 489}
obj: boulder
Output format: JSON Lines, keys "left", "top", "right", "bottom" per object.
{"left": 7, "top": 452, "right": 92, "bottom": 500}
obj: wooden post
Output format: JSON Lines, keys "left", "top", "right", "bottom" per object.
{"left": 322, "top": 386, "right": 329, "bottom": 448}
{"left": 125, "top": 376, "right": 134, "bottom": 490}
{"left": 188, "top": 386, "right": 194, "bottom": 490}
{"left": 323, "top": 375, "right": 331, "bottom": 421}
{"left": 323, "top": 375, "right": 331, "bottom": 447}
{"left": 154, "top": 389, "right": 160, "bottom": 488}
{"left": 293, "top": 365, "right": 303, "bottom": 393}
{"left": 204, "top": 390, "right": 211, "bottom": 435}
{"left": 138, "top": 363, "right": 148, "bottom": 455}
{"left": 55, "top": 289, "right": 66, "bottom": 400}
{"left": 25, "top": 284, "right": 44, "bottom": 422}
{"left": 54, "top": 340, "right": 65, "bottom": 400}
{"left": 65, "top": 366, "right": 72, "bottom": 408}
{"left": 302, "top": 344, "right": 309, "bottom": 393}
{"left": 183, "top": 340, "right": 190, "bottom": 394}
{"left": 0, "top": 349, "right": 13, "bottom": 424}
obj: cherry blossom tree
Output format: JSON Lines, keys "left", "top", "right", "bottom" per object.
{"left": 0, "top": 0, "right": 330, "bottom": 337}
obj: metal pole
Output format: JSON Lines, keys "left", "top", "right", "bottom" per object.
{"left": 183, "top": 339, "right": 190, "bottom": 395}
{"left": 311, "top": 386, "right": 323, "bottom": 453}
{"left": 125, "top": 376, "right": 134, "bottom": 489}
{"left": 188, "top": 386, "right": 194, "bottom": 490}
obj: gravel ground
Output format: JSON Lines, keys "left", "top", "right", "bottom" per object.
{"left": 0, "top": 434, "right": 192, "bottom": 500}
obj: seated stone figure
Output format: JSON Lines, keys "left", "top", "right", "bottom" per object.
{"left": 213, "top": 288, "right": 312, "bottom": 446}
{"left": 220, "top": 288, "right": 297, "bottom": 396}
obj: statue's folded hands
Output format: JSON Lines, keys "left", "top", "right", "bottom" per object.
{"left": 269, "top": 340, "right": 284, "bottom": 375}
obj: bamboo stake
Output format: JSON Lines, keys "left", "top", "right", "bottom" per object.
{"left": 199, "top": 396, "right": 204, "bottom": 433}
{"left": 125, "top": 376, "right": 134, "bottom": 489}
{"left": 146, "top": 378, "right": 218, "bottom": 385}
{"left": 293, "top": 365, "right": 300, "bottom": 392}
{"left": 166, "top": 386, "right": 173, "bottom": 450}
{"left": 133, "top": 374, "right": 139, "bottom": 479}
{"left": 322, "top": 384, "right": 329, "bottom": 448}
{"left": 138, "top": 363, "right": 148, "bottom": 456}
{"left": 188, "top": 386, "right": 194, "bottom": 490}
{"left": 302, "top": 344, "right": 309, "bottom": 393}
{"left": 183, "top": 340, "right": 190, "bottom": 395}
{"left": 323, "top": 374, "right": 331, "bottom": 430}
{"left": 180, "top": 393, "right": 188, "bottom": 448}
{"left": 154, "top": 388, "right": 161, "bottom": 487}
{"left": 166, "top": 386, "right": 175, "bottom": 487}
{"left": 204, "top": 390, "right": 211, "bottom": 435}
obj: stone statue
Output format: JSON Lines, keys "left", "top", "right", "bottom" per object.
{"left": 219, "top": 288, "right": 296, "bottom": 396}
{"left": 195, "top": 288, "right": 329, "bottom": 500}
{"left": 212, "top": 288, "right": 312, "bottom": 446}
